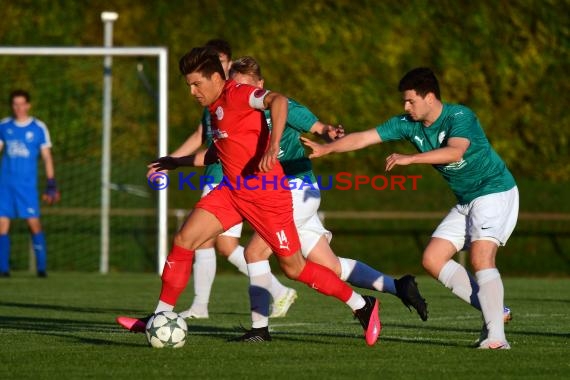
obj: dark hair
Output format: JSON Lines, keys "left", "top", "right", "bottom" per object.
{"left": 229, "top": 56, "right": 263, "bottom": 81}
{"left": 204, "top": 38, "right": 232, "bottom": 60}
{"left": 178, "top": 47, "right": 225, "bottom": 79}
{"left": 9, "top": 89, "right": 30, "bottom": 104}
{"left": 398, "top": 67, "right": 440, "bottom": 100}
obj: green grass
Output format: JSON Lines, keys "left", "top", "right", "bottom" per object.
{"left": 1, "top": 272, "right": 569, "bottom": 379}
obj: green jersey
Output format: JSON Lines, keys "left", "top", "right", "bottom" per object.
{"left": 376, "top": 103, "right": 516, "bottom": 204}
{"left": 201, "top": 107, "right": 224, "bottom": 183}
{"left": 264, "top": 98, "right": 318, "bottom": 183}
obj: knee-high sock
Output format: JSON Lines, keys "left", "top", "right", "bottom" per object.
{"left": 339, "top": 257, "right": 397, "bottom": 295}
{"left": 228, "top": 245, "right": 288, "bottom": 300}
{"left": 159, "top": 245, "right": 194, "bottom": 307}
{"left": 0, "top": 234, "right": 10, "bottom": 273}
{"left": 297, "top": 260, "right": 356, "bottom": 306}
{"left": 476, "top": 268, "right": 506, "bottom": 341}
{"left": 227, "top": 245, "right": 248, "bottom": 275}
{"left": 248, "top": 260, "right": 272, "bottom": 328}
{"left": 192, "top": 248, "right": 216, "bottom": 307}
{"left": 32, "top": 232, "right": 47, "bottom": 273}
{"left": 438, "top": 260, "right": 481, "bottom": 310}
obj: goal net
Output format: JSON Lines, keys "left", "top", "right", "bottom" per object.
{"left": 0, "top": 47, "right": 169, "bottom": 273}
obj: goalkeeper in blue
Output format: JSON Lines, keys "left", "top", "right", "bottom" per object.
{"left": 0, "top": 90, "right": 60, "bottom": 277}
{"left": 303, "top": 68, "right": 518, "bottom": 350}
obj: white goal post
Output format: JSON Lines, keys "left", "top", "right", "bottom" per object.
{"left": 0, "top": 46, "right": 169, "bottom": 275}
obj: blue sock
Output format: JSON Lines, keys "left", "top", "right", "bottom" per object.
{"left": 347, "top": 261, "right": 397, "bottom": 295}
{"left": 32, "top": 232, "right": 47, "bottom": 272}
{"left": 0, "top": 234, "right": 10, "bottom": 273}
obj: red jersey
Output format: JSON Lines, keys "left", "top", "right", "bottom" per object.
{"left": 207, "top": 80, "right": 286, "bottom": 196}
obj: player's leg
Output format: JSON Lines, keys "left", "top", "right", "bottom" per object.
{"left": 26, "top": 218, "right": 47, "bottom": 277}
{"left": 469, "top": 187, "right": 518, "bottom": 349}
{"left": 0, "top": 217, "right": 11, "bottom": 276}
{"left": 181, "top": 237, "right": 216, "bottom": 319}
{"left": 117, "top": 188, "right": 241, "bottom": 333}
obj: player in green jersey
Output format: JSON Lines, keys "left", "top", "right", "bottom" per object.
{"left": 303, "top": 67, "right": 518, "bottom": 350}
{"left": 146, "top": 40, "right": 296, "bottom": 320}
{"left": 228, "top": 56, "right": 428, "bottom": 341}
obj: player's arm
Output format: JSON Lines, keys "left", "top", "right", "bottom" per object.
{"left": 40, "top": 146, "right": 60, "bottom": 205}
{"left": 260, "top": 92, "right": 288, "bottom": 172}
{"left": 385, "top": 137, "right": 470, "bottom": 171}
{"left": 301, "top": 128, "right": 382, "bottom": 158}
{"left": 149, "top": 146, "right": 218, "bottom": 172}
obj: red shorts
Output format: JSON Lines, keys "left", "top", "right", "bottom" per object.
{"left": 195, "top": 185, "right": 300, "bottom": 257}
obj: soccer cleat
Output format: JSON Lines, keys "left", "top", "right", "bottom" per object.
{"left": 37, "top": 271, "right": 47, "bottom": 278}
{"left": 503, "top": 306, "right": 512, "bottom": 323}
{"left": 116, "top": 315, "right": 150, "bottom": 333}
{"left": 478, "top": 338, "right": 511, "bottom": 350}
{"left": 0, "top": 272, "right": 10, "bottom": 278}
{"left": 353, "top": 295, "right": 381, "bottom": 346}
{"left": 270, "top": 288, "right": 298, "bottom": 318}
{"left": 230, "top": 326, "right": 272, "bottom": 342}
{"left": 179, "top": 307, "right": 209, "bottom": 319}
{"left": 395, "top": 275, "right": 428, "bottom": 321}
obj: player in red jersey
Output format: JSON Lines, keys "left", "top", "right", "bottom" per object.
{"left": 117, "top": 47, "right": 380, "bottom": 345}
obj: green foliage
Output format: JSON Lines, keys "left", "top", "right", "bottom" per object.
{"left": 0, "top": 0, "right": 568, "bottom": 180}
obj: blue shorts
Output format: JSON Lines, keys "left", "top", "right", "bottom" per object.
{"left": 0, "top": 183, "right": 40, "bottom": 219}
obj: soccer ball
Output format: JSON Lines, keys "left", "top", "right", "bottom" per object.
{"left": 145, "top": 311, "right": 188, "bottom": 348}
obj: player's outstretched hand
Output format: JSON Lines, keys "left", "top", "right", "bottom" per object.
{"left": 326, "top": 124, "right": 345, "bottom": 140}
{"left": 42, "top": 178, "right": 61, "bottom": 205}
{"left": 259, "top": 146, "right": 279, "bottom": 172}
{"left": 300, "top": 136, "right": 330, "bottom": 159}
{"left": 150, "top": 156, "right": 180, "bottom": 172}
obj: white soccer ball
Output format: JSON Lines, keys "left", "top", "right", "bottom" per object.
{"left": 145, "top": 311, "right": 188, "bottom": 348}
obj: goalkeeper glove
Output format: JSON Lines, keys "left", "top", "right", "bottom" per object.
{"left": 42, "top": 178, "right": 60, "bottom": 205}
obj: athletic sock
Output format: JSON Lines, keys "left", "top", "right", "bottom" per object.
{"left": 0, "top": 234, "right": 10, "bottom": 273}
{"left": 438, "top": 260, "right": 481, "bottom": 310}
{"left": 227, "top": 245, "right": 248, "bottom": 275}
{"left": 297, "top": 260, "right": 356, "bottom": 307}
{"left": 339, "top": 257, "right": 397, "bottom": 295}
{"left": 192, "top": 248, "right": 216, "bottom": 308}
{"left": 158, "top": 244, "right": 194, "bottom": 307}
{"left": 248, "top": 260, "right": 272, "bottom": 328}
{"left": 31, "top": 232, "right": 47, "bottom": 273}
{"left": 476, "top": 268, "right": 506, "bottom": 342}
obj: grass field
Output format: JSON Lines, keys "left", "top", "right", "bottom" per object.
{"left": 1, "top": 272, "right": 568, "bottom": 379}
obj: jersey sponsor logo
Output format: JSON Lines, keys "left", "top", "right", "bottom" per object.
{"left": 6, "top": 128, "right": 13, "bottom": 135}
{"left": 413, "top": 136, "right": 424, "bottom": 146}
{"left": 453, "top": 111, "right": 464, "bottom": 116}
{"left": 438, "top": 131, "right": 446, "bottom": 144}
{"left": 7, "top": 140, "right": 30, "bottom": 158}
{"left": 254, "top": 89, "right": 266, "bottom": 98}
{"left": 276, "top": 229, "right": 290, "bottom": 251}
{"left": 443, "top": 158, "right": 467, "bottom": 171}
{"left": 215, "top": 106, "right": 224, "bottom": 121}
{"left": 25, "top": 131, "right": 34, "bottom": 142}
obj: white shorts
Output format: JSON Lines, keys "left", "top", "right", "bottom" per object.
{"left": 432, "top": 186, "right": 519, "bottom": 251}
{"left": 289, "top": 178, "right": 332, "bottom": 257}
{"left": 201, "top": 184, "right": 243, "bottom": 238}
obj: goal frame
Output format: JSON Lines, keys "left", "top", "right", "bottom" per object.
{"left": 0, "top": 46, "right": 169, "bottom": 274}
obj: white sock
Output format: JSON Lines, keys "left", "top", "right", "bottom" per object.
{"left": 154, "top": 300, "right": 174, "bottom": 314}
{"left": 438, "top": 260, "right": 481, "bottom": 310}
{"left": 339, "top": 257, "right": 356, "bottom": 281}
{"left": 192, "top": 248, "right": 216, "bottom": 308}
{"left": 227, "top": 245, "right": 248, "bottom": 276}
{"left": 345, "top": 291, "right": 366, "bottom": 311}
{"left": 476, "top": 268, "right": 506, "bottom": 342}
{"left": 269, "top": 274, "right": 289, "bottom": 300}
{"left": 248, "top": 260, "right": 272, "bottom": 328}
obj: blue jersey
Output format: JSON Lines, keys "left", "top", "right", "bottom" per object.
{"left": 0, "top": 117, "right": 51, "bottom": 186}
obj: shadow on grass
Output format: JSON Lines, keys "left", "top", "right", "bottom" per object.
{"left": 0, "top": 301, "right": 148, "bottom": 315}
